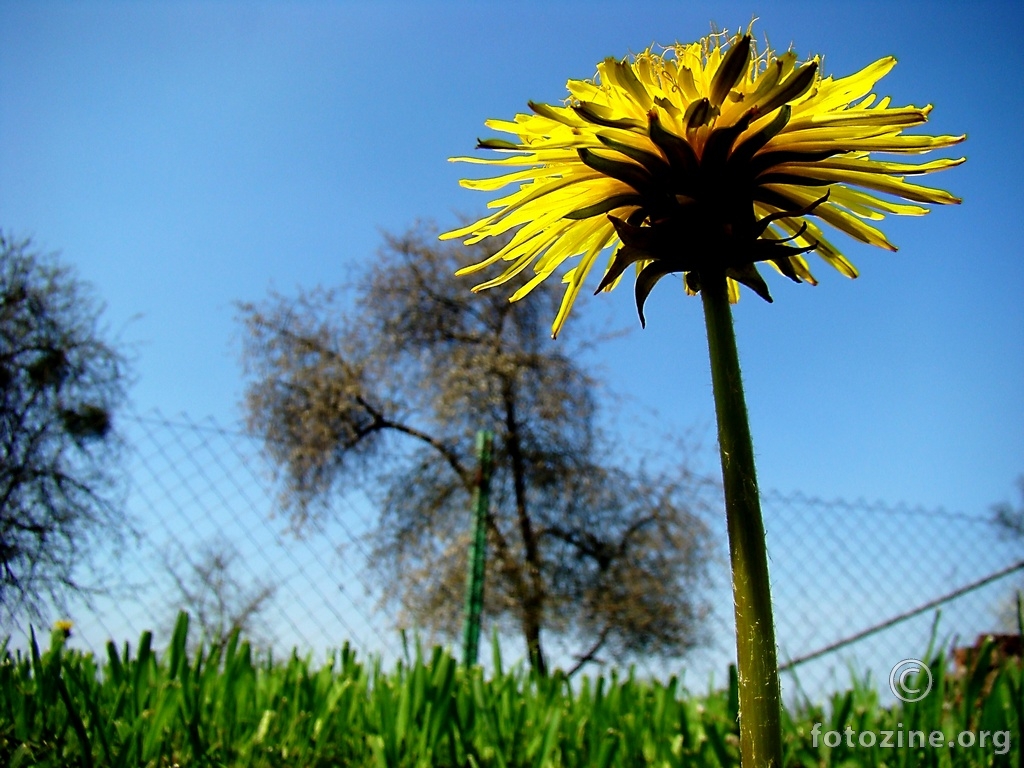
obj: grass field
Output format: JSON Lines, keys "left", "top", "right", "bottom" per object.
{"left": 1, "top": 612, "right": 1019, "bottom": 767}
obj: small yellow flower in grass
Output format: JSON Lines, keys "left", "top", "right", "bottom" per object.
{"left": 53, "top": 619, "right": 73, "bottom": 638}
{"left": 442, "top": 30, "right": 965, "bottom": 337}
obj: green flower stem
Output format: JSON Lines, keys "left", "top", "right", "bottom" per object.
{"left": 700, "top": 269, "right": 783, "bottom": 768}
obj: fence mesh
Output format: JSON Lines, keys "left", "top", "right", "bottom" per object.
{"left": 8, "top": 408, "right": 1021, "bottom": 703}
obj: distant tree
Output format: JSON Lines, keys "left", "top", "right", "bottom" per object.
{"left": 0, "top": 233, "right": 129, "bottom": 622}
{"left": 992, "top": 476, "right": 1024, "bottom": 631}
{"left": 238, "top": 223, "right": 716, "bottom": 674}
{"left": 992, "top": 476, "right": 1024, "bottom": 539}
{"left": 162, "top": 538, "right": 278, "bottom": 652}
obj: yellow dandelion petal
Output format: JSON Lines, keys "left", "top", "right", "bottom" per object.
{"left": 825, "top": 186, "right": 930, "bottom": 219}
{"left": 443, "top": 28, "right": 964, "bottom": 336}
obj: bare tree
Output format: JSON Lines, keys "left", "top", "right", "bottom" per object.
{"left": 162, "top": 538, "right": 278, "bottom": 652}
{"left": 992, "top": 476, "right": 1024, "bottom": 539}
{"left": 0, "top": 233, "right": 129, "bottom": 623}
{"left": 238, "top": 223, "right": 716, "bottom": 674}
{"left": 991, "top": 476, "right": 1024, "bottom": 631}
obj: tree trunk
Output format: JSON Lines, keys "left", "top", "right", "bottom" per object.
{"left": 522, "top": 602, "right": 547, "bottom": 676}
{"left": 502, "top": 381, "right": 548, "bottom": 676}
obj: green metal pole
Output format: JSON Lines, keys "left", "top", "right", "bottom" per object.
{"left": 463, "top": 430, "right": 494, "bottom": 667}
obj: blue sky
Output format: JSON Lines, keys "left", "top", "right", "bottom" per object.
{"left": 1, "top": 0, "right": 1021, "bottom": 642}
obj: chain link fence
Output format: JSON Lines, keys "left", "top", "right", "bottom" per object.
{"left": 9, "top": 408, "right": 1021, "bottom": 703}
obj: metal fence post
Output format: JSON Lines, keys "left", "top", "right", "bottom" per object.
{"left": 463, "top": 430, "right": 494, "bottom": 667}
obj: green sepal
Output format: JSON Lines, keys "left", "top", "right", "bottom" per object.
{"left": 625, "top": 208, "right": 648, "bottom": 227}
{"left": 635, "top": 261, "right": 677, "bottom": 327}
{"left": 710, "top": 35, "right": 752, "bottom": 108}
{"left": 751, "top": 57, "right": 783, "bottom": 100}
{"left": 578, "top": 148, "right": 654, "bottom": 195}
{"left": 725, "top": 263, "right": 773, "bottom": 302}
{"left": 751, "top": 60, "right": 818, "bottom": 116}
{"left": 595, "top": 244, "right": 650, "bottom": 293}
{"left": 749, "top": 148, "right": 842, "bottom": 179}
{"left": 685, "top": 98, "right": 717, "bottom": 130}
{"left": 611, "top": 208, "right": 710, "bottom": 263}
{"left": 564, "top": 193, "right": 645, "bottom": 220}
{"left": 760, "top": 220, "right": 809, "bottom": 246}
{"left": 756, "top": 172, "right": 833, "bottom": 187}
{"left": 768, "top": 256, "right": 801, "bottom": 283}
{"left": 527, "top": 100, "right": 578, "bottom": 127}
{"left": 647, "top": 112, "right": 699, "bottom": 187}
{"left": 596, "top": 133, "right": 672, "bottom": 179}
{"left": 701, "top": 110, "right": 755, "bottom": 172}
{"left": 750, "top": 238, "right": 819, "bottom": 265}
{"left": 751, "top": 193, "right": 829, "bottom": 239}
{"left": 573, "top": 102, "right": 646, "bottom": 131}
{"left": 729, "top": 106, "right": 792, "bottom": 169}
{"left": 607, "top": 214, "right": 657, "bottom": 250}
{"left": 476, "top": 138, "right": 522, "bottom": 151}
{"left": 753, "top": 186, "right": 817, "bottom": 217}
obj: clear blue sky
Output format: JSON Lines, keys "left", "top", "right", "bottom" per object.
{"left": 1, "top": 2, "right": 1020, "bottom": 518}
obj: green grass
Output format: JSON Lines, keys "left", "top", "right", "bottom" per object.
{"left": 1, "top": 612, "right": 1019, "bottom": 767}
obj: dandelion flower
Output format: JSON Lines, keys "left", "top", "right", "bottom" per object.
{"left": 53, "top": 619, "right": 73, "bottom": 638}
{"left": 442, "top": 30, "right": 965, "bottom": 337}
